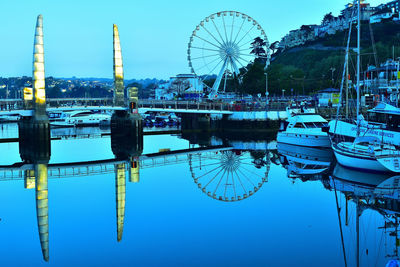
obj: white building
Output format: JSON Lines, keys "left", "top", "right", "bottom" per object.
{"left": 155, "top": 74, "right": 204, "bottom": 100}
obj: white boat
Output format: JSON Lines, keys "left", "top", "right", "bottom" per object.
{"left": 50, "top": 110, "right": 111, "bottom": 127}
{"left": 329, "top": 102, "right": 400, "bottom": 147}
{"left": 333, "top": 136, "right": 400, "bottom": 173}
{"left": 277, "top": 114, "right": 330, "bottom": 147}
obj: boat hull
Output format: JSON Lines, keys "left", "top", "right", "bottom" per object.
{"left": 376, "top": 156, "right": 400, "bottom": 173}
{"left": 277, "top": 132, "right": 330, "bottom": 148}
{"left": 332, "top": 144, "right": 389, "bottom": 173}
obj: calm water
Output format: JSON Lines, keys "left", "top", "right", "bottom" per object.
{"left": 0, "top": 123, "right": 399, "bottom": 267}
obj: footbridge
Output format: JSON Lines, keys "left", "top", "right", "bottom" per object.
{"left": 0, "top": 145, "right": 232, "bottom": 181}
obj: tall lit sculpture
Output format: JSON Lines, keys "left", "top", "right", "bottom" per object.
{"left": 113, "top": 24, "right": 125, "bottom": 107}
{"left": 33, "top": 15, "right": 47, "bottom": 120}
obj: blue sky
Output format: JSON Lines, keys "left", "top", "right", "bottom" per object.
{"left": 0, "top": 0, "right": 388, "bottom": 79}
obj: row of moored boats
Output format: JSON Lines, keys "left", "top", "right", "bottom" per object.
{"left": 277, "top": 103, "right": 400, "bottom": 173}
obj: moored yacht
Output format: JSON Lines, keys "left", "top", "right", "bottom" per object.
{"left": 277, "top": 114, "right": 330, "bottom": 147}
{"left": 50, "top": 110, "right": 111, "bottom": 127}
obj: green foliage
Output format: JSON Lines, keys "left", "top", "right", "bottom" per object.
{"left": 236, "top": 21, "right": 400, "bottom": 96}
{"left": 239, "top": 61, "right": 266, "bottom": 95}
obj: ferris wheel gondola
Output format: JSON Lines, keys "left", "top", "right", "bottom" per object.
{"left": 188, "top": 11, "right": 270, "bottom": 99}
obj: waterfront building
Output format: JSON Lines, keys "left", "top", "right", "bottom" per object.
{"left": 317, "top": 88, "right": 340, "bottom": 107}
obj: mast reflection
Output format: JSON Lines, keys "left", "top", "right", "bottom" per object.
{"left": 332, "top": 164, "right": 400, "bottom": 267}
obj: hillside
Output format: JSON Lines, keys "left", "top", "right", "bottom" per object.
{"left": 265, "top": 21, "right": 400, "bottom": 96}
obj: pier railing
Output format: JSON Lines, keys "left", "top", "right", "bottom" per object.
{"left": 138, "top": 100, "right": 290, "bottom": 112}
{"left": 0, "top": 98, "right": 291, "bottom": 113}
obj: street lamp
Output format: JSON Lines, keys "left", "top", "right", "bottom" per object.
{"left": 330, "top": 67, "right": 336, "bottom": 84}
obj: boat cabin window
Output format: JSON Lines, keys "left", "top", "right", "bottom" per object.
{"left": 368, "top": 112, "right": 400, "bottom": 131}
{"left": 293, "top": 123, "right": 305, "bottom": 128}
{"left": 313, "top": 122, "right": 328, "bottom": 128}
{"left": 304, "top": 122, "right": 317, "bottom": 128}
{"left": 71, "top": 112, "right": 94, "bottom": 117}
{"left": 303, "top": 122, "right": 327, "bottom": 128}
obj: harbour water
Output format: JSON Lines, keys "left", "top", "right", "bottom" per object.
{"left": 0, "top": 124, "right": 399, "bottom": 266}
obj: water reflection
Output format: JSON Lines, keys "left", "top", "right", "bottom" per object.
{"left": 278, "top": 143, "right": 333, "bottom": 179}
{"left": 18, "top": 125, "right": 51, "bottom": 262}
{"left": 189, "top": 150, "right": 269, "bottom": 202}
{"left": 331, "top": 165, "right": 400, "bottom": 267}
{"left": 277, "top": 142, "right": 400, "bottom": 266}
{"left": 3, "top": 128, "right": 400, "bottom": 265}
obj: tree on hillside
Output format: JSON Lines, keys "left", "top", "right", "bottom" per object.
{"left": 250, "top": 37, "right": 267, "bottom": 58}
{"left": 269, "top": 41, "right": 280, "bottom": 54}
{"left": 322, "top": 12, "right": 334, "bottom": 25}
{"left": 239, "top": 60, "right": 266, "bottom": 95}
{"left": 300, "top": 25, "right": 312, "bottom": 32}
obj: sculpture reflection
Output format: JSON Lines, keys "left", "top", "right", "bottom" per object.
{"left": 111, "top": 117, "right": 143, "bottom": 242}
{"left": 19, "top": 121, "right": 51, "bottom": 262}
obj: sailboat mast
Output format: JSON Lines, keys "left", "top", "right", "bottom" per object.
{"left": 356, "top": 0, "right": 361, "bottom": 136}
{"left": 346, "top": 60, "right": 349, "bottom": 119}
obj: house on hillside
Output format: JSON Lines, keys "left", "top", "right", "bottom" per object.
{"left": 370, "top": 8, "right": 397, "bottom": 24}
{"left": 278, "top": 25, "right": 317, "bottom": 50}
{"left": 377, "top": 0, "right": 400, "bottom": 13}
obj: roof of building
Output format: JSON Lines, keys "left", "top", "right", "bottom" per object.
{"left": 318, "top": 88, "right": 340, "bottom": 93}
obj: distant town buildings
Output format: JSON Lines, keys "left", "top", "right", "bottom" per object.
{"left": 155, "top": 74, "right": 204, "bottom": 100}
{"left": 278, "top": 1, "right": 400, "bottom": 51}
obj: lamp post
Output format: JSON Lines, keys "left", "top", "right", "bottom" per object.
{"left": 330, "top": 67, "right": 336, "bottom": 85}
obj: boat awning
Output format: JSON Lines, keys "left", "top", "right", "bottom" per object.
{"left": 289, "top": 114, "right": 327, "bottom": 123}
{"left": 368, "top": 102, "right": 400, "bottom": 115}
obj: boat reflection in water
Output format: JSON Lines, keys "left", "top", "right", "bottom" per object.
{"left": 278, "top": 143, "right": 334, "bottom": 179}
{"left": 331, "top": 164, "right": 400, "bottom": 267}
{"left": 277, "top": 141, "right": 400, "bottom": 266}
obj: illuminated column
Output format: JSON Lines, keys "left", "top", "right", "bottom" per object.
{"left": 128, "top": 86, "right": 139, "bottom": 113}
{"left": 24, "top": 169, "right": 35, "bottom": 189}
{"left": 115, "top": 163, "right": 126, "bottom": 242}
{"left": 23, "top": 87, "right": 33, "bottom": 110}
{"left": 113, "top": 24, "right": 125, "bottom": 107}
{"left": 35, "top": 163, "right": 49, "bottom": 262}
{"left": 33, "top": 15, "right": 47, "bottom": 120}
{"left": 129, "top": 158, "right": 140, "bottom": 183}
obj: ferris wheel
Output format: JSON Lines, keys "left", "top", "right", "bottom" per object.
{"left": 189, "top": 150, "right": 269, "bottom": 202}
{"left": 188, "top": 11, "right": 270, "bottom": 99}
